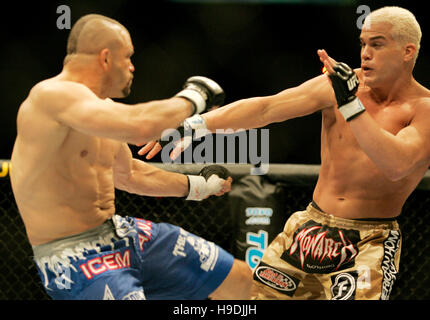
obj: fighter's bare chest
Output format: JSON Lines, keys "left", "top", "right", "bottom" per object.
{"left": 361, "top": 98, "right": 414, "bottom": 134}
{"left": 323, "top": 96, "right": 414, "bottom": 138}
{"left": 60, "top": 130, "right": 121, "bottom": 167}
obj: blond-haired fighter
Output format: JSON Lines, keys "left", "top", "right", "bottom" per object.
{"left": 10, "top": 14, "right": 252, "bottom": 300}
{"left": 141, "top": 6, "right": 430, "bottom": 299}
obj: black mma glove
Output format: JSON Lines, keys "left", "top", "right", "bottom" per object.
{"left": 186, "top": 165, "right": 231, "bottom": 201}
{"left": 199, "top": 165, "right": 230, "bottom": 180}
{"left": 176, "top": 76, "right": 225, "bottom": 115}
{"left": 329, "top": 62, "right": 365, "bottom": 121}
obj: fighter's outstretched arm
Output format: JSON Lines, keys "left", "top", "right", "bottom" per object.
{"left": 113, "top": 143, "right": 232, "bottom": 199}
{"left": 33, "top": 76, "right": 224, "bottom": 146}
{"left": 201, "top": 73, "right": 335, "bottom": 132}
{"left": 32, "top": 80, "right": 193, "bottom": 145}
{"left": 138, "top": 68, "right": 336, "bottom": 158}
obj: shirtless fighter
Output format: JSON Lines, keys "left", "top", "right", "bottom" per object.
{"left": 10, "top": 14, "right": 252, "bottom": 300}
{"left": 141, "top": 7, "right": 430, "bottom": 299}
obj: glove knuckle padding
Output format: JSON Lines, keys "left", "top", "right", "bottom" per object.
{"left": 329, "top": 62, "right": 365, "bottom": 122}
{"left": 186, "top": 164, "right": 230, "bottom": 201}
{"left": 334, "top": 63, "right": 351, "bottom": 80}
{"left": 179, "top": 76, "right": 225, "bottom": 114}
{"left": 329, "top": 62, "right": 359, "bottom": 105}
{"left": 199, "top": 165, "right": 230, "bottom": 180}
{"left": 187, "top": 76, "right": 225, "bottom": 107}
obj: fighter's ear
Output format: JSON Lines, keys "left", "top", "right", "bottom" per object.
{"left": 99, "top": 48, "right": 111, "bottom": 71}
{"left": 403, "top": 43, "right": 417, "bottom": 63}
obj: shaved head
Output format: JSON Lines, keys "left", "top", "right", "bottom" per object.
{"left": 64, "top": 14, "right": 130, "bottom": 65}
{"left": 62, "top": 14, "right": 135, "bottom": 99}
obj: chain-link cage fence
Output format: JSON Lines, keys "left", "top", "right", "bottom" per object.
{"left": 1, "top": 161, "right": 429, "bottom": 300}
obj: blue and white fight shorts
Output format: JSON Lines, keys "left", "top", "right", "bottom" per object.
{"left": 32, "top": 215, "right": 234, "bottom": 300}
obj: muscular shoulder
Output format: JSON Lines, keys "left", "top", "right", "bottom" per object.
{"left": 17, "top": 79, "right": 101, "bottom": 137}
{"left": 408, "top": 79, "right": 430, "bottom": 115}
{"left": 401, "top": 98, "right": 430, "bottom": 145}
{"left": 29, "top": 79, "right": 97, "bottom": 111}
{"left": 413, "top": 97, "right": 430, "bottom": 116}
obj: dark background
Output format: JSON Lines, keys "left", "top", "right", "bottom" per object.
{"left": 1, "top": 0, "right": 428, "bottom": 164}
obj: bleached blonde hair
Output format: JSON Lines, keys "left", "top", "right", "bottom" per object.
{"left": 364, "top": 6, "right": 422, "bottom": 62}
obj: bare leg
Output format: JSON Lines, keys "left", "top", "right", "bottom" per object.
{"left": 209, "top": 259, "right": 253, "bottom": 300}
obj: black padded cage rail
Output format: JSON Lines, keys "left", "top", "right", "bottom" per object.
{"left": 1, "top": 160, "right": 429, "bottom": 300}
